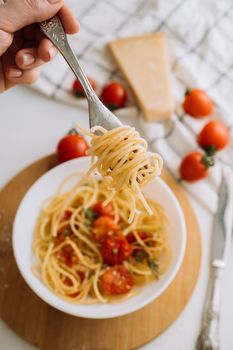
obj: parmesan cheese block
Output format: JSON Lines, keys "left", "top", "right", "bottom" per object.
{"left": 108, "top": 33, "right": 174, "bottom": 122}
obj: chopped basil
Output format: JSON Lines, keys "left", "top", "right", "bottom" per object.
{"left": 85, "top": 208, "right": 98, "bottom": 222}
{"left": 84, "top": 219, "right": 92, "bottom": 226}
{"left": 134, "top": 251, "right": 159, "bottom": 277}
{"left": 63, "top": 228, "right": 70, "bottom": 236}
{"left": 147, "top": 258, "right": 159, "bottom": 277}
{"left": 134, "top": 250, "right": 149, "bottom": 262}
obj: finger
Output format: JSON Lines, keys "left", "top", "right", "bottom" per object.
{"left": 37, "top": 37, "right": 58, "bottom": 62}
{"left": 59, "top": 5, "right": 80, "bottom": 34}
{"left": 0, "top": 0, "right": 63, "bottom": 33}
{"left": 15, "top": 46, "right": 57, "bottom": 69}
{"left": 4, "top": 65, "right": 40, "bottom": 87}
{"left": 15, "top": 48, "right": 42, "bottom": 70}
{"left": 0, "top": 29, "right": 13, "bottom": 55}
{"left": 0, "top": 0, "right": 13, "bottom": 55}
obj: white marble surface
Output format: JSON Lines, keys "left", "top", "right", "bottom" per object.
{"left": 0, "top": 87, "right": 233, "bottom": 350}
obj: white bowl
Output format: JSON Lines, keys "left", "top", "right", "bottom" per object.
{"left": 13, "top": 157, "right": 186, "bottom": 319}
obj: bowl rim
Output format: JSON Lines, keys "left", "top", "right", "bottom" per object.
{"left": 13, "top": 157, "right": 186, "bottom": 319}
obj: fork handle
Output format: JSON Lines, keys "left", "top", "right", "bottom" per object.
{"left": 196, "top": 266, "right": 222, "bottom": 350}
{"left": 39, "top": 16, "right": 95, "bottom": 100}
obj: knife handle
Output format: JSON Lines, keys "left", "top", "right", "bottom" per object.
{"left": 196, "top": 266, "right": 222, "bottom": 350}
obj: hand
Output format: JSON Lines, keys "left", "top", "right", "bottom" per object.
{"left": 0, "top": 0, "right": 79, "bottom": 93}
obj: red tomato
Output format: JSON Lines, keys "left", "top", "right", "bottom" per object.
{"left": 60, "top": 244, "right": 78, "bottom": 267}
{"left": 93, "top": 201, "right": 114, "bottom": 217}
{"left": 60, "top": 210, "right": 72, "bottom": 222}
{"left": 179, "top": 151, "right": 214, "bottom": 182}
{"left": 64, "top": 276, "right": 73, "bottom": 286}
{"left": 56, "top": 134, "right": 89, "bottom": 163}
{"left": 126, "top": 232, "right": 149, "bottom": 243}
{"left": 101, "top": 265, "right": 133, "bottom": 295}
{"left": 57, "top": 224, "right": 72, "bottom": 237}
{"left": 197, "top": 120, "right": 229, "bottom": 152}
{"left": 93, "top": 216, "right": 119, "bottom": 230}
{"left": 72, "top": 77, "right": 96, "bottom": 97}
{"left": 92, "top": 216, "right": 120, "bottom": 243}
{"left": 54, "top": 234, "right": 65, "bottom": 246}
{"left": 102, "top": 233, "right": 132, "bottom": 265}
{"left": 67, "top": 272, "right": 85, "bottom": 297}
{"left": 101, "top": 82, "right": 127, "bottom": 110}
{"left": 183, "top": 89, "right": 213, "bottom": 118}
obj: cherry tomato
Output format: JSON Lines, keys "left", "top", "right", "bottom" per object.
{"left": 72, "top": 77, "right": 96, "bottom": 98}
{"left": 101, "top": 265, "right": 133, "bottom": 295}
{"left": 183, "top": 89, "right": 213, "bottom": 118}
{"left": 56, "top": 133, "right": 89, "bottom": 163}
{"left": 64, "top": 277, "right": 73, "bottom": 286}
{"left": 126, "top": 232, "right": 149, "bottom": 243}
{"left": 58, "top": 244, "right": 78, "bottom": 267}
{"left": 101, "top": 82, "right": 127, "bottom": 110}
{"left": 92, "top": 216, "right": 120, "bottom": 243}
{"left": 179, "top": 151, "right": 214, "bottom": 182}
{"left": 102, "top": 233, "right": 132, "bottom": 265}
{"left": 197, "top": 120, "right": 229, "bottom": 152}
{"left": 93, "top": 216, "right": 119, "bottom": 231}
{"left": 54, "top": 234, "right": 65, "bottom": 246}
{"left": 93, "top": 201, "right": 115, "bottom": 217}
{"left": 60, "top": 210, "right": 72, "bottom": 222}
{"left": 57, "top": 224, "right": 72, "bottom": 237}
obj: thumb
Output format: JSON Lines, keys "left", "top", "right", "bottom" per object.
{"left": 0, "top": 0, "right": 63, "bottom": 33}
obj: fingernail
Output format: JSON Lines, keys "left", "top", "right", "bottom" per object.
{"left": 49, "top": 46, "right": 57, "bottom": 59}
{"left": 22, "top": 53, "right": 35, "bottom": 66}
{"left": 8, "top": 68, "right": 22, "bottom": 78}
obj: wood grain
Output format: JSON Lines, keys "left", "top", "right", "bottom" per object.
{"left": 0, "top": 155, "right": 201, "bottom": 350}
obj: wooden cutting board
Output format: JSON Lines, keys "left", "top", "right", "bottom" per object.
{"left": 0, "top": 155, "right": 201, "bottom": 350}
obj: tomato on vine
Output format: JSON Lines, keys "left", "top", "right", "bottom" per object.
{"left": 183, "top": 89, "right": 213, "bottom": 118}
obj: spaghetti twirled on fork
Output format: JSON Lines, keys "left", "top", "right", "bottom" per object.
{"left": 33, "top": 125, "right": 168, "bottom": 303}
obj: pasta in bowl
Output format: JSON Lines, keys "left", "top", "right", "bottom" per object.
{"left": 13, "top": 157, "right": 186, "bottom": 318}
{"left": 33, "top": 174, "right": 168, "bottom": 304}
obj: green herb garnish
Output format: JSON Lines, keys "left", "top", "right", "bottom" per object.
{"left": 63, "top": 228, "right": 70, "bottom": 236}
{"left": 147, "top": 258, "right": 159, "bottom": 278}
{"left": 84, "top": 219, "right": 92, "bottom": 226}
{"left": 85, "top": 208, "right": 98, "bottom": 223}
{"left": 134, "top": 250, "right": 149, "bottom": 262}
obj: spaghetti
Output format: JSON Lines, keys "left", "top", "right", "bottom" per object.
{"left": 77, "top": 125, "right": 163, "bottom": 222}
{"left": 33, "top": 175, "right": 169, "bottom": 304}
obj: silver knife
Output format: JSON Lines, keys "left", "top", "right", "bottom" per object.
{"left": 197, "top": 169, "right": 233, "bottom": 350}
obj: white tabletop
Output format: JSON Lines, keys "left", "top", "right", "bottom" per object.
{"left": 0, "top": 87, "right": 233, "bottom": 350}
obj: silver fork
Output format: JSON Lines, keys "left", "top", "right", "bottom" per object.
{"left": 39, "top": 16, "right": 122, "bottom": 130}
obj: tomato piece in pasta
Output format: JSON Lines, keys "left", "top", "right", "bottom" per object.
{"left": 102, "top": 233, "right": 132, "bottom": 265}
{"left": 101, "top": 266, "right": 133, "bottom": 295}
{"left": 93, "top": 216, "right": 119, "bottom": 230}
{"left": 126, "top": 231, "right": 149, "bottom": 243}
{"left": 57, "top": 244, "right": 78, "bottom": 267}
{"left": 93, "top": 201, "right": 115, "bottom": 217}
